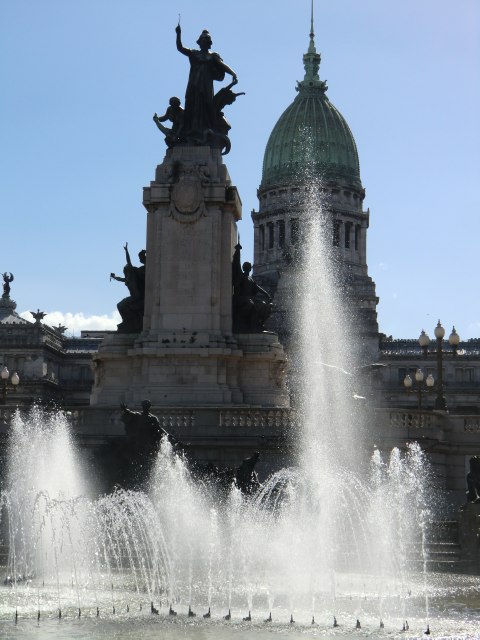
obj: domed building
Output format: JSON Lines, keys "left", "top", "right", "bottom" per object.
{"left": 252, "top": 17, "right": 379, "bottom": 360}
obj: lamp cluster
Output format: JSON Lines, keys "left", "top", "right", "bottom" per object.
{"left": 404, "top": 321, "right": 460, "bottom": 412}
{"left": 1, "top": 366, "right": 20, "bottom": 404}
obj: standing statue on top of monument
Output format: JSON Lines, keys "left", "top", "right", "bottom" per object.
{"left": 170, "top": 22, "right": 243, "bottom": 154}
{"left": 110, "top": 243, "right": 146, "bottom": 334}
{"left": 2, "top": 272, "right": 13, "bottom": 298}
{"left": 232, "top": 244, "right": 272, "bottom": 333}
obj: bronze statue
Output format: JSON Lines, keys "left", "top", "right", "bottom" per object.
{"left": 160, "top": 24, "right": 243, "bottom": 154}
{"left": 110, "top": 243, "right": 146, "bottom": 333}
{"left": 2, "top": 272, "right": 13, "bottom": 297}
{"left": 232, "top": 244, "right": 272, "bottom": 332}
{"left": 117, "top": 400, "right": 173, "bottom": 486}
{"left": 153, "top": 96, "right": 185, "bottom": 147}
{"left": 120, "top": 400, "right": 168, "bottom": 453}
{"left": 235, "top": 451, "right": 261, "bottom": 494}
{"left": 466, "top": 456, "right": 480, "bottom": 503}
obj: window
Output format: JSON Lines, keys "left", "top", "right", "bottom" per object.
{"left": 259, "top": 225, "right": 265, "bottom": 250}
{"left": 278, "top": 220, "right": 285, "bottom": 248}
{"left": 344, "top": 222, "right": 352, "bottom": 249}
{"left": 333, "top": 220, "right": 340, "bottom": 247}
{"left": 267, "top": 222, "right": 274, "bottom": 249}
{"left": 290, "top": 219, "right": 299, "bottom": 245}
{"left": 354, "top": 225, "right": 360, "bottom": 251}
{"left": 455, "top": 368, "right": 474, "bottom": 383}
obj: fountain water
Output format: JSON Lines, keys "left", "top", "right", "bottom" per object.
{"left": 1, "top": 186, "right": 480, "bottom": 640}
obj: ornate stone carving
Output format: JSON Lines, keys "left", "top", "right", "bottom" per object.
{"left": 169, "top": 165, "right": 207, "bottom": 223}
{"left": 389, "top": 411, "right": 433, "bottom": 429}
{"left": 219, "top": 409, "right": 292, "bottom": 429}
{"left": 464, "top": 418, "right": 480, "bottom": 433}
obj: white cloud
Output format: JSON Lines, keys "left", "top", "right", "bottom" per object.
{"left": 19, "top": 310, "right": 120, "bottom": 335}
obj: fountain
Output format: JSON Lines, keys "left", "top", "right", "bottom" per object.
{"left": 1, "top": 16, "right": 480, "bottom": 640}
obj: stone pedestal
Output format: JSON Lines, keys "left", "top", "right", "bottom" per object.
{"left": 90, "top": 147, "right": 289, "bottom": 410}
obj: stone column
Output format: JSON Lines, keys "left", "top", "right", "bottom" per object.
{"left": 141, "top": 146, "right": 241, "bottom": 344}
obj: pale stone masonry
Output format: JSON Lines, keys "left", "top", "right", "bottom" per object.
{"left": 90, "top": 146, "right": 289, "bottom": 410}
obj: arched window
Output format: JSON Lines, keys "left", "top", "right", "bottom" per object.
{"left": 259, "top": 225, "right": 265, "bottom": 250}
{"left": 333, "top": 220, "right": 340, "bottom": 247}
{"left": 290, "top": 219, "right": 299, "bottom": 245}
{"left": 267, "top": 222, "right": 274, "bottom": 249}
{"left": 354, "top": 225, "right": 360, "bottom": 251}
{"left": 278, "top": 220, "right": 285, "bottom": 248}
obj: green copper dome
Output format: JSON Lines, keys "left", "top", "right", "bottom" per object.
{"left": 261, "top": 20, "right": 361, "bottom": 191}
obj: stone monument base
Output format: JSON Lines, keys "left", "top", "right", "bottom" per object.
{"left": 90, "top": 331, "right": 288, "bottom": 408}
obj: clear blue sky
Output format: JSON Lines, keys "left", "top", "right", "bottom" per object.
{"left": 1, "top": 0, "right": 479, "bottom": 339}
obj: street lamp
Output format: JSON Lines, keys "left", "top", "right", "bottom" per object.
{"left": 403, "top": 368, "right": 435, "bottom": 409}
{"left": 418, "top": 320, "right": 460, "bottom": 411}
{"left": 1, "top": 366, "right": 20, "bottom": 404}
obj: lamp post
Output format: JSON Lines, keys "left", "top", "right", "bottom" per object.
{"left": 403, "top": 368, "right": 435, "bottom": 409}
{"left": 1, "top": 366, "right": 20, "bottom": 404}
{"left": 418, "top": 320, "right": 460, "bottom": 411}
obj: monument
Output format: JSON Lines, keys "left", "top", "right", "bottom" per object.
{"left": 88, "top": 24, "right": 290, "bottom": 471}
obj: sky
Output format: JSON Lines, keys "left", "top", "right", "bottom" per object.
{"left": 1, "top": 0, "right": 479, "bottom": 339}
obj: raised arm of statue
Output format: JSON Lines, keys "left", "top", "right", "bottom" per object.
{"left": 232, "top": 244, "right": 242, "bottom": 291}
{"left": 124, "top": 242, "right": 132, "bottom": 267}
{"left": 175, "top": 24, "right": 190, "bottom": 56}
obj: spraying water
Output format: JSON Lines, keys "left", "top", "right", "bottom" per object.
{"left": 0, "top": 196, "right": 473, "bottom": 634}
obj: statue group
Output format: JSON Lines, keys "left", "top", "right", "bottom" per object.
{"left": 2, "top": 272, "right": 13, "bottom": 298}
{"left": 232, "top": 244, "right": 272, "bottom": 333}
{"left": 153, "top": 25, "right": 244, "bottom": 155}
{"left": 110, "top": 243, "right": 146, "bottom": 333}
{"left": 115, "top": 400, "right": 260, "bottom": 494}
